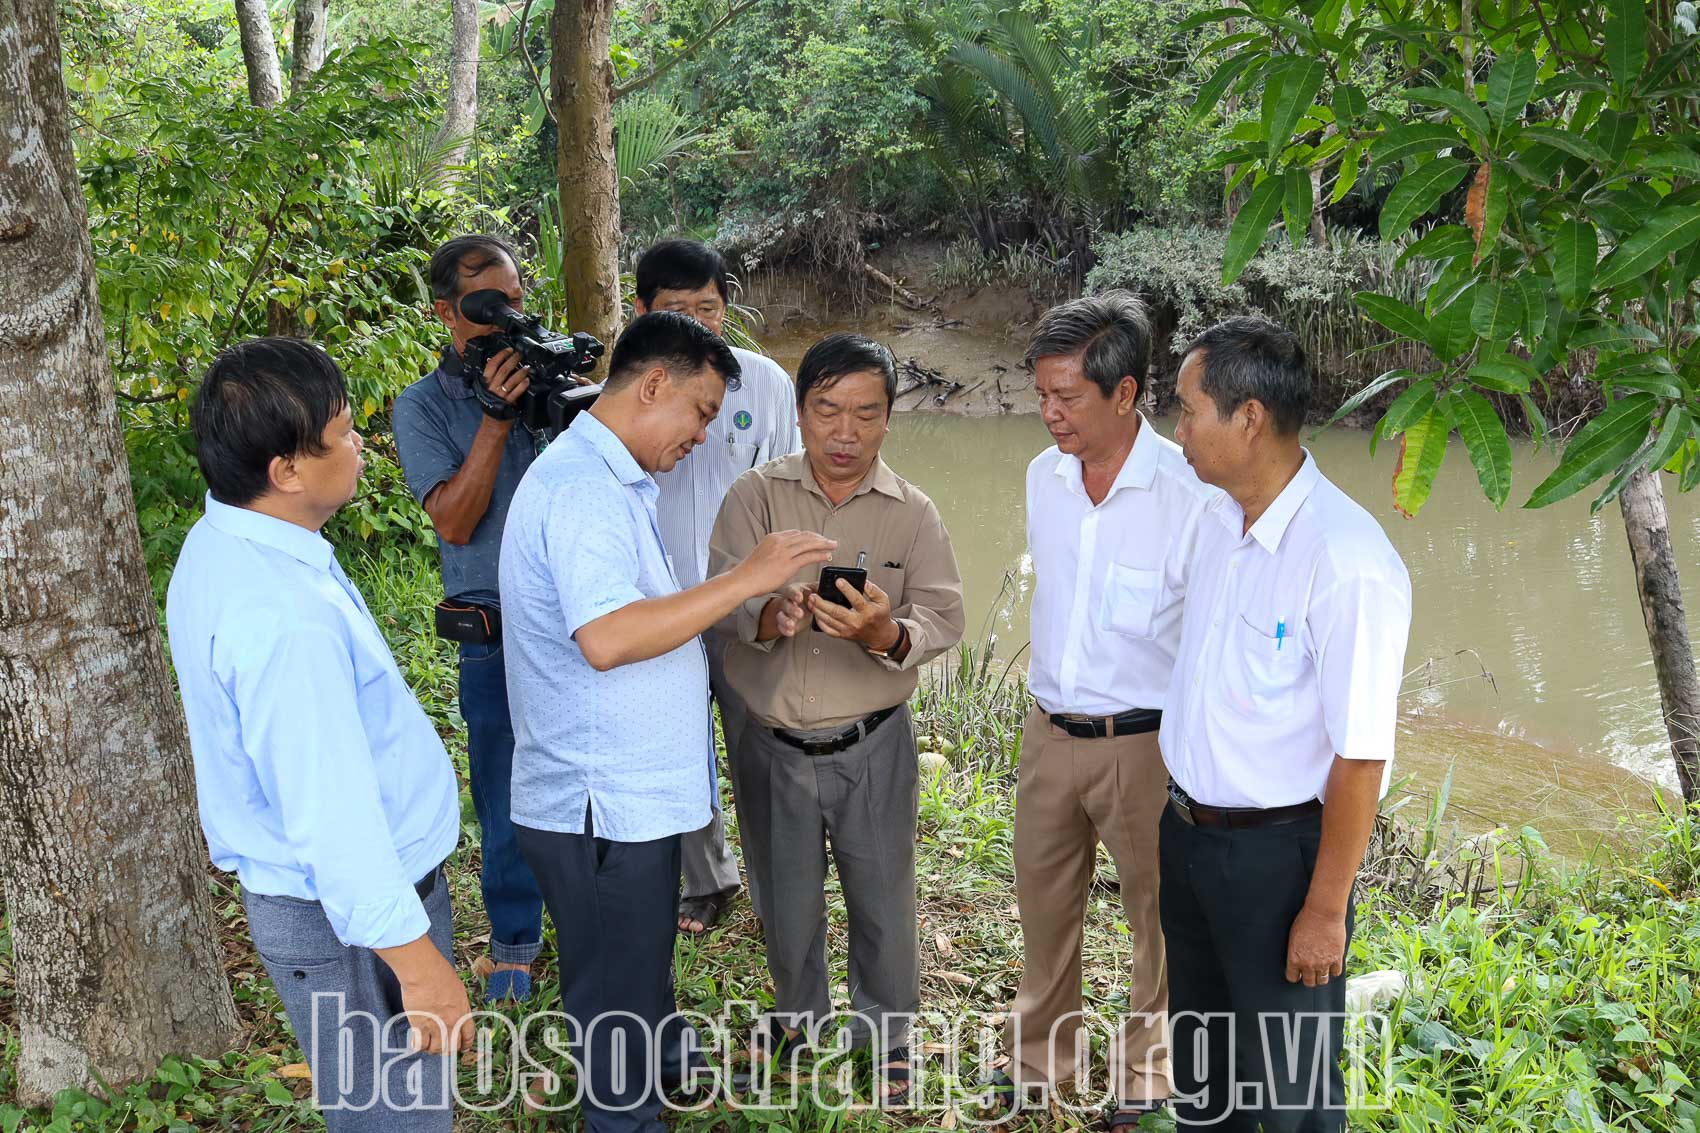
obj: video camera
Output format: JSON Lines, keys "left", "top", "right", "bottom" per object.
{"left": 456, "top": 289, "right": 606, "bottom": 436}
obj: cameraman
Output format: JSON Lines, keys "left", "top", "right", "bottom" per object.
{"left": 391, "top": 234, "right": 543, "bottom": 1003}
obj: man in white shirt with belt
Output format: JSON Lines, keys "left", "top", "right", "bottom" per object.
{"left": 642, "top": 238, "right": 803, "bottom": 934}
{"left": 1159, "top": 316, "right": 1411, "bottom": 1131}
{"left": 1003, "top": 292, "right": 1217, "bottom": 1130}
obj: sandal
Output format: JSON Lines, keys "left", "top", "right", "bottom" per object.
{"left": 677, "top": 886, "right": 739, "bottom": 934}
{"left": 876, "top": 1045, "right": 912, "bottom": 1108}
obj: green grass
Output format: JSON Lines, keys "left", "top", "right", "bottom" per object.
{"left": 3, "top": 550, "right": 1698, "bottom": 1131}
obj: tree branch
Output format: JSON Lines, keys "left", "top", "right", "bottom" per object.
{"left": 518, "top": 0, "right": 553, "bottom": 126}
{"left": 612, "top": 0, "right": 760, "bottom": 102}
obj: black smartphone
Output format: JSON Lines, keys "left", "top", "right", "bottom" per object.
{"left": 817, "top": 565, "right": 868, "bottom": 608}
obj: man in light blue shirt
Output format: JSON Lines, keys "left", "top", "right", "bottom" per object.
{"left": 166, "top": 339, "right": 470, "bottom": 1132}
{"left": 638, "top": 238, "right": 802, "bottom": 933}
{"left": 500, "top": 311, "right": 833, "bottom": 1132}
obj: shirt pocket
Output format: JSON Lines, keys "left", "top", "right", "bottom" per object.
{"left": 1099, "top": 562, "right": 1161, "bottom": 639}
{"left": 727, "top": 440, "right": 760, "bottom": 471}
{"left": 869, "top": 564, "right": 906, "bottom": 607}
{"left": 1226, "top": 613, "right": 1303, "bottom": 715}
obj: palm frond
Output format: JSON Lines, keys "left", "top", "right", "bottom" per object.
{"left": 614, "top": 94, "right": 705, "bottom": 190}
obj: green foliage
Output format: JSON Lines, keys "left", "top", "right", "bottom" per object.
{"left": 1189, "top": 0, "right": 1700, "bottom": 517}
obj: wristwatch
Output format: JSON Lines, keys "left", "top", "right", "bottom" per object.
{"left": 868, "top": 620, "right": 907, "bottom": 659}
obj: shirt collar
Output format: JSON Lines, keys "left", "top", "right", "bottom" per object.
{"left": 433, "top": 349, "right": 475, "bottom": 401}
{"left": 571, "top": 411, "right": 650, "bottom": 488}
{"left": 1213, "top": 449, "right": 1321, "bottom": 553}
{"left": 200, "top": 493, "right": 336, "bottom": 571}
{"left": 1051, "top": 413, "right": 1162, "bottom": 501}
{"left": 769, "top": 452, "right": 906, "bottom": 503}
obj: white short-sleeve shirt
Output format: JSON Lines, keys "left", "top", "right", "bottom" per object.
{"left": 1158, "top": 451, "right": 1412, "bottom": 809}
{"left": 1025, "top": 417, "right": 1218, "bottom": 715}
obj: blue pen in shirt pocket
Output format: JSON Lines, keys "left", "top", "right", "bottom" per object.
{"left": 1238, "top": 612, "right": 1291, "bottom": 651}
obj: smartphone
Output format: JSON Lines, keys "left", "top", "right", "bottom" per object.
{"left": 817, "top": 565, "right": 868, "bottom": 608}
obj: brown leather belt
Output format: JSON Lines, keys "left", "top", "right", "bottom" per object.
{"left": 1166, "top": 781, "right": 1322, "bottom": 829}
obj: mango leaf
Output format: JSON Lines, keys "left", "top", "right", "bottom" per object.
{"left": 1469, "top": 355, "right": 1537, "bottom": 393}
{"left": 1332, "top": 83, "right": 1369, "bottom": 124}
{"left": 1606, "top": 0, "right": 1647, "bottom": 94}
{"left": 1470, "top": 279, "right": 1527, "bottom": 344}
{"left": 1445, "top": 388, "right": 1514, "bottom": 508}
{"left": 1525, "top": 394, "right": 1657, "bottom": 508}
{"left": 1178, "top": 6, "right": 1258, "bottom": 33}
{"left": 1380, "top": 157, "right": 1470, "bottom": 241}
{"left": 1640, "top": 145, "right": 1700, "bottom": 180}
{"left": 1381, "top": 378, "right": 1438, "bottom": 436}
{"left": 1520, "top": 124, "right": 1613, "bottom": 165}
{"left": 1398, "top": 224, "right": 1476, "bottom": 267}
{"left": 1408, "top": 86, "right": 1492, "bottom": 141}
{"left": 1392, "top": 408, "right": 1450, "bottom": 518}
{"left": 1516, "top": 273, "right": 1550, "bottom": 341}
{"left": 1283, "top": 167, "right": 1313, "bottom": 247}
{"left": 1552, "top": 219, "right": 1599, "bottom": 309}
{"left": 1429, "top": 285, "right": 1481, "bottom": 361}
{"left": 1191, "top": 53, "right": 1260, "bottom": 126}
{"left": 1588, "top": 109, "right": 1637, "bottom": 165}
{"left": 1222, "top": 173, "right": 1285, "bottom": 285}
{"left": 1371, "top": 123, "right": 1461, "bottom": 166}
{"left": 1331, "top": 138, "right": 1367, "bottom": 203}
{"left": 1595, "top": 206, "right": 1700, "bottom": 288}
{"left": 1323, "top": 368, "right": 1423, "bottom": 429}
{"left": 1263, "top": 58, "right": 1328, "bottom": 161}
{"left": 1354, "top": 291, "right": 1429, "bottom": 343}
{"left": 1486, "top": 50, "right": 1538, "bottom": 136}
{"left": 1647, "top": 407, "right": 1694, "bottom": 474}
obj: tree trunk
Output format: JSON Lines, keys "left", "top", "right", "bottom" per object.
{"left": 290, "top": 0, "right": 330, "bottom": 93}
{"left": 438, "top": 0, "right": 479, "bottom": 171}
{"left": 553, "top": 0, "right": 623, "bottom": 352}
{"left": 235, "top": 0, "right": 283, "bottom": 109}
{"left": 0, "top": 0, "right": 242, "bottom": 1104}
{"left": 1619, "top": 469, "right": 1700, "bottom": 804}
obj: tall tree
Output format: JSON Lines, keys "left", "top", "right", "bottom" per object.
{"left": 553, "top": 0, "right": 623, "bottom": 350}
{"left": 0, "top": 0, "right": 241, "bottom": 1103}
{"left": 1193, "top": 0, "right": 1700, "bottom": 802}
{"left": 291, "top": 0, "right": 331, "bottom": 93}
{"left": 438, "top": 0, "right": 479, "bottom": 170}
{"left": 235, "top": 0, "right": 283, "bottom": 108}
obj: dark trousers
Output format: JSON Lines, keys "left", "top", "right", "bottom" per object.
{"left": 1158, "top": 807, "right": 1352, "bottom": 1132}
{"left": 515, "top": 813, "right": 690, "bottom": 1133}
{"left": 459, "top": 640, "right": 544, "bottom": 964}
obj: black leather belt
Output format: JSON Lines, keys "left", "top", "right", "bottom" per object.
{"left": 1047, "top": 707, "right": 1162, "bottom": 738}
{"left": 414, "top": 861, "right": 444, "bottom": 901}
{"left": 1167, "top": 781, "right": 1322, "bottom": 829}
{"left": 773, "top": 705, "right": 900, "bottom": 756}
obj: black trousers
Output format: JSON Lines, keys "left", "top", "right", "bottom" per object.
{"left": 1158, "top": 807, "right": 1352, "bottom": 1132}
{"left": 516, "top": 812, "right": 694, "bottom": 1133}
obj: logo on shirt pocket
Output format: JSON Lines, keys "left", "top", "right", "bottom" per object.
{"left": 733, "top": 410, "right": 753, "bottom": 431}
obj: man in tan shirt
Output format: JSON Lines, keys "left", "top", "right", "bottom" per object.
{"left": 708, "top": 332, "right": 965, "bottom": 1103}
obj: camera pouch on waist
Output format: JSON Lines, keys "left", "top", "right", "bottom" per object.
{"left": 434, "top": 600, "right": 501, "bottom": 645}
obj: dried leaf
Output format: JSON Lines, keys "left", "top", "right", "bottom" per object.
{"left": 1465, "top": 162, "right": 1491, "bottom": 250}
{"left": 277, "top": 1062, "right": 313, "bottom": 1080}
{"left": 931, "top": 970, "right": 976, "bottom": 986}
{"left": 935, "top": 931, "right": 955, "bottom": 957}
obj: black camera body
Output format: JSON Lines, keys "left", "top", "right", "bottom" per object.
{"left": 456, "top": 288, "right": 607, "bottom": 436}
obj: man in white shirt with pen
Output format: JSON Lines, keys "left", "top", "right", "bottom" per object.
{"left": 1002, "top": 292, "right": 1217, "bottom": 1130}
{"left": 642, "top": 238, "right": 803, "bottom": 934}
{"left": 1159, "top": 316, "right": 1411, "bottom": 1131}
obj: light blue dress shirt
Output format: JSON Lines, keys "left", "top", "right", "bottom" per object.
{"left": 500, "top": 411, "right": 715, "bottom": 842}
{"left": 165, "top": 495, "right": 460, "bottom": 950}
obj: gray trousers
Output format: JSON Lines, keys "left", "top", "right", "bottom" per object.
{"left": 244, "top": 872, "right": 455, "bottom": 1132}
{"left": 737, "top": 704, "right": 920, "bottom": 1051}
{"left": 681, "top": 639, "right": 747, "bottom": 903}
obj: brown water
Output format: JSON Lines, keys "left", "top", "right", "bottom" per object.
{"left": 763, "top": 326, "right": 1698, "bottom": 843}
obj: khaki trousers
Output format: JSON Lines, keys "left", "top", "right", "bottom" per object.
{"left": 1006, "top": 704, "right": 1171, "bottom": 1102}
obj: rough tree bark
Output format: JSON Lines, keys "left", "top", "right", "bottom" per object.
{"left": 290, "top": 0, "right": 330, "bottom": 93}
{"left": 0, "top": 0, "right": 241, "bottom": 1104}
{"left": 438, "top": 0, "right": 479, "bottom": 170}
{"left": 1619, "top": 469, "right": 1700, "bottom": 804}
{"left": 553, "top": 0, "right": 623, "bottom": 351}
{"left": 235, "top": 0, "right": 283, "bottom": 108}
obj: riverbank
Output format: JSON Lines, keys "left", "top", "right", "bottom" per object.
{"left": 2, "top": 556, "right": 1696, "bottom": 1130}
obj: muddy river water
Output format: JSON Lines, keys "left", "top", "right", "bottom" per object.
{"left": 761, "top": 321, "right": 1700, "bottom": 846}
